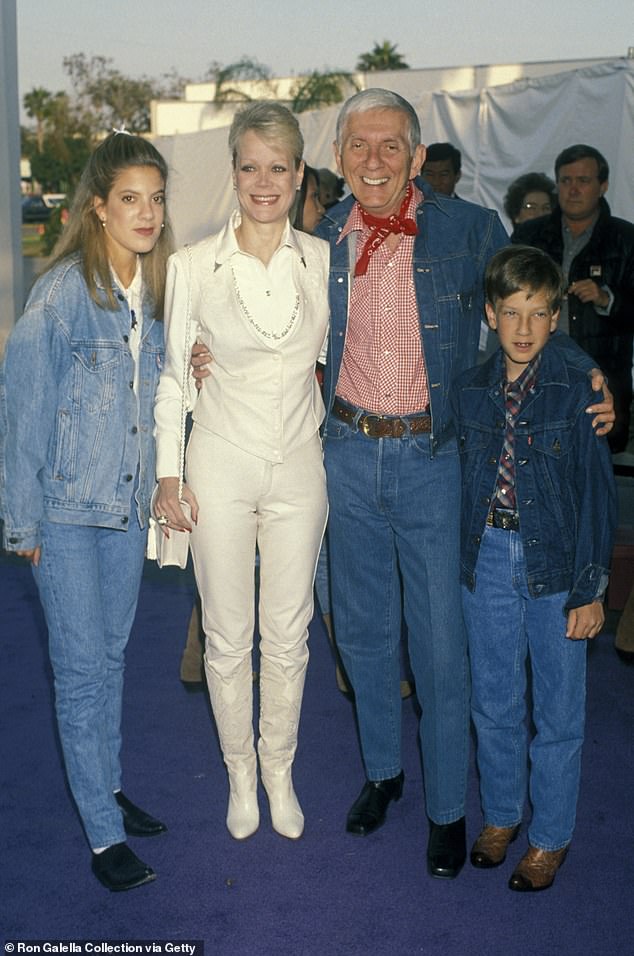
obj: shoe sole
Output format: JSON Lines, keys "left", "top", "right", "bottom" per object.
{"left": 94, "top": 870, "right": 157, "bottom": 892}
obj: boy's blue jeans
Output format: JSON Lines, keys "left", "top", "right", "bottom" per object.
{"left": 462, "top": 526, "right": 587, "bottom": 850}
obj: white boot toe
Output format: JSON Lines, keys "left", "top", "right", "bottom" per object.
{"left": 263, "top": 772, "right": 304, "bottom": 839}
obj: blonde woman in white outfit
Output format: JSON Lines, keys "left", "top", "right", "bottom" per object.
{"left": 153, "top": 103, "right": 329, "bottom": 841}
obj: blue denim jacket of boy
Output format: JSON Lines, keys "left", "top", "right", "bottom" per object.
{"left": 1, "top": 254, "right": 164, "bottom": 551}
{"left": 451, "top": 339, "right": 617, "bottom": 610}
{"left": 316, "top": 178, "right": 509, "bottom": 454}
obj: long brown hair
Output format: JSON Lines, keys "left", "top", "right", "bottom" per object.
{"left": 47, "top": 132, "right": 173, "bottom": 315}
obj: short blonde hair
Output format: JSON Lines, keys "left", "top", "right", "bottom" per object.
{"left": 229, "top": 102, "right": 304, "bottom": 169}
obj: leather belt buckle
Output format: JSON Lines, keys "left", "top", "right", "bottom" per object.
{"left": 360, "top": 415, "right": 376, "bottom": 437}
{"left": 488, "top": 509, "right": 520, "bottom": 531}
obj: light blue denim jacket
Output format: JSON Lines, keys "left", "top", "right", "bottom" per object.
{"left": 316, "top": 179, "right": 509, "bottom": 454}
{"left": 0, "top": 254, "right": 164, "bottom": 551}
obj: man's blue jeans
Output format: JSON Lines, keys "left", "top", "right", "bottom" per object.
{"left": 33, "top": 515, "right": 147, "bottom": 849}
{"left": 324, "top": 421, "right": 469, "bottom": 824}
{"left": 462, "top": 526, "right": 587, "bottom": 850}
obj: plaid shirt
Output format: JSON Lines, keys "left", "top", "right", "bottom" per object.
{"left": 335, "top": 184, "right": 429, "bottom": 415}
{"left": 493, "top": 351, "right": 543, "bottom": 511}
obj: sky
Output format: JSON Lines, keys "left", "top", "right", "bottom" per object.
{"left": 14, "top": 0, "right": 634, "bottom": 108}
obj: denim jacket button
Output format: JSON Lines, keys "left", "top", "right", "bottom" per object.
{"left": 121, "top": 516, "right": 128, "bottom": 524}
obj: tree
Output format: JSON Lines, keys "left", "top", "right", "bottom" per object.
{"left": 22, "top": 87, "right": 92, "bottom": 194}
{"left": 63, "top": 53, "right": 162, "bottom": 133}
{"left": 23, "top": 87, "right": 55, "bottom": 153}
{"left": 206, "top": 57, "right": 273, "bottom": 106}
{"left": 290, "top": 71, "right": 358, "bottom": 113}
{"left": 356, "top": 41, "right": 410, "bottom": 72}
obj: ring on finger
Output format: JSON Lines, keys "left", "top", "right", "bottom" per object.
{"left": 157, "top": 514, "right": 169, "bottom": 526}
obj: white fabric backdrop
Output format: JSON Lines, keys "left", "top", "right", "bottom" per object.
{"left": 154, "top": 59, "right": 634, "bottom": 247}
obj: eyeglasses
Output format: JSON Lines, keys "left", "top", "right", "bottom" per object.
{"left": 522, "top": 201, "right": 552, "bottom": 212}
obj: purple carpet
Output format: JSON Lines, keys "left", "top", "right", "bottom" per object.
{"left": 1, "top": 553, "right": 632, "bottom": 955}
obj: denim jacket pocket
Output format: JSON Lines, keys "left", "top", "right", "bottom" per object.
{"left": 71, "top": 346, "right": 121, "bottom": 413}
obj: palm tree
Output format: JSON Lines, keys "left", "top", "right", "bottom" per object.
{"left": 290, "top": 71, "right": 357, "bottom": 113}
{"left": 207, "top": 57, "right": 273, "bottom": 106}
{"left": 23, "top": 87, "right": 54, "bottom": 153}
{"left": 356, "top": 41, "right": 410, "bottom": 72}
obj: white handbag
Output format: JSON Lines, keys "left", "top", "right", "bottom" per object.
{"left": 147, "top": 245, "right": 193, "bottom": 569}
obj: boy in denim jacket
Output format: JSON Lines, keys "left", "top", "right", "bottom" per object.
{"left": 451, "top": 245, "right": 617, "bottom": 891}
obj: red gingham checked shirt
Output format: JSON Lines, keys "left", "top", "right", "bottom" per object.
{"left": 335, "top": 183, "right": 429, "bottom": 416}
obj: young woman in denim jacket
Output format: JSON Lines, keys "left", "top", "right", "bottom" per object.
{"left": 1, "top": 132, "right": 172, "bottom": 892}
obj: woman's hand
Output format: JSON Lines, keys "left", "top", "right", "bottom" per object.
{"left": 153, "top": 477, "right": 198, "bottom": 535}
{"left": 16, "top": 546, "right": 41, "bottom": 566}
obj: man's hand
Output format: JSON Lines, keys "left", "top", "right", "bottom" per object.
{"left": 569, "top": 280, "right": 609, "bottom": 309}
{"left": 566, "top": 601, "right": 604, "bottom": 640}
{"left": 191, "top": 341, "right": 212, "bottom": 392}
{"left": 586, "top": 369, "right": 614, "bottom": 435}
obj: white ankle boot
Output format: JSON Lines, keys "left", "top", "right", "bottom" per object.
{"left": 226, "top": 769, "right": 259, "bottom": 840}
{"left": 262, "top": 769, "right": 304, "bottom": 840}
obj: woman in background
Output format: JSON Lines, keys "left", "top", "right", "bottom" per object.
{"left": 504, "top": 172, "right": 556, "bottom": 227}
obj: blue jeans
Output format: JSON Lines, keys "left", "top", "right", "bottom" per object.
{"left": 462, "top": 526, "right": 587, "bottom": 850}
{"left": 324, "top": 422, "right": 469, "bottom": 823}
{"left": 33, "top": 515, "right": 147, "bottom": 849}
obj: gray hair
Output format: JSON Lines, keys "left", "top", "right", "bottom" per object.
{"left": 228, "top": 101, "right": 304, "bottom": 169}
{"left": 335, "top": 88, "right": 421, "bottom": 153}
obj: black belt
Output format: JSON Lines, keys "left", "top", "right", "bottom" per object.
{"left": 487, "top": 508, "right": 520, "bottom": 531}
{"left": 332, "top": 397, "right": 431, "bottom": 438}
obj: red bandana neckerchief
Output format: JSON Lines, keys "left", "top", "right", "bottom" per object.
{"left": 354, "top": 182, "right": 419, "bottom": 277}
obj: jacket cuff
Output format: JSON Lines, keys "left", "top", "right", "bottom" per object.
{"left": 565, "top": 565, "right": 610, "bottom": 611}
{"left": 3, "top": 525, "right": 40, "bottom": 552}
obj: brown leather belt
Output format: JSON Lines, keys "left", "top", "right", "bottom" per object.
{"left": 487, "top": 508, "right": 520, "bottom": 531}
{"left": 332, "top": 396, "right": 431, "bottom": 438}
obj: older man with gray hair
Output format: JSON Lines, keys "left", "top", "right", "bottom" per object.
{"left": 315, "top": 89, "right": 613, "bottom": 879}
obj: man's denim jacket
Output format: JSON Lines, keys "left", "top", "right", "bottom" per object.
{"left": 1, "top": 255, "right": 164, "bottom": 551}
{"left": 450, "top": 340, "right": 617, "bottom": 610}
{"left": 315, "top": 178, "right": 509, "bottom": 456}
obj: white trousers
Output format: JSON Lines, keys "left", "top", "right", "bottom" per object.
{"left": 186, "top": 425, "right": 328, "bottom": 770}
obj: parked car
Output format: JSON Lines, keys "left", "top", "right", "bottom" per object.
{"left": 21, "top": 195, "right": 50, "bottom": 223}
{"left": 43, "top": 193, "right": 66, "bottom": 209}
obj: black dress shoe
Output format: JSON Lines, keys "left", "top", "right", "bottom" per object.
{"left": 346, "top": 771, "right": 404, "bottom": 835}
{"left": 427, "top": 817, "right": 467, "bottom": 879}
{"left": 115, "top": 791, "right": 167, "bottom": 837}
{"left": 91, "top": 842, "right": 156, "bottom": 892}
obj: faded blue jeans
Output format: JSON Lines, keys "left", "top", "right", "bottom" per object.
{"left": 324, "top": 419, "right": 469, "bottom": 824}
{"left": 462, "top": 526, "right": 587, "bottom": 850}
{"left": 33, "top": 514, "right": 147, "bottom": 849}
